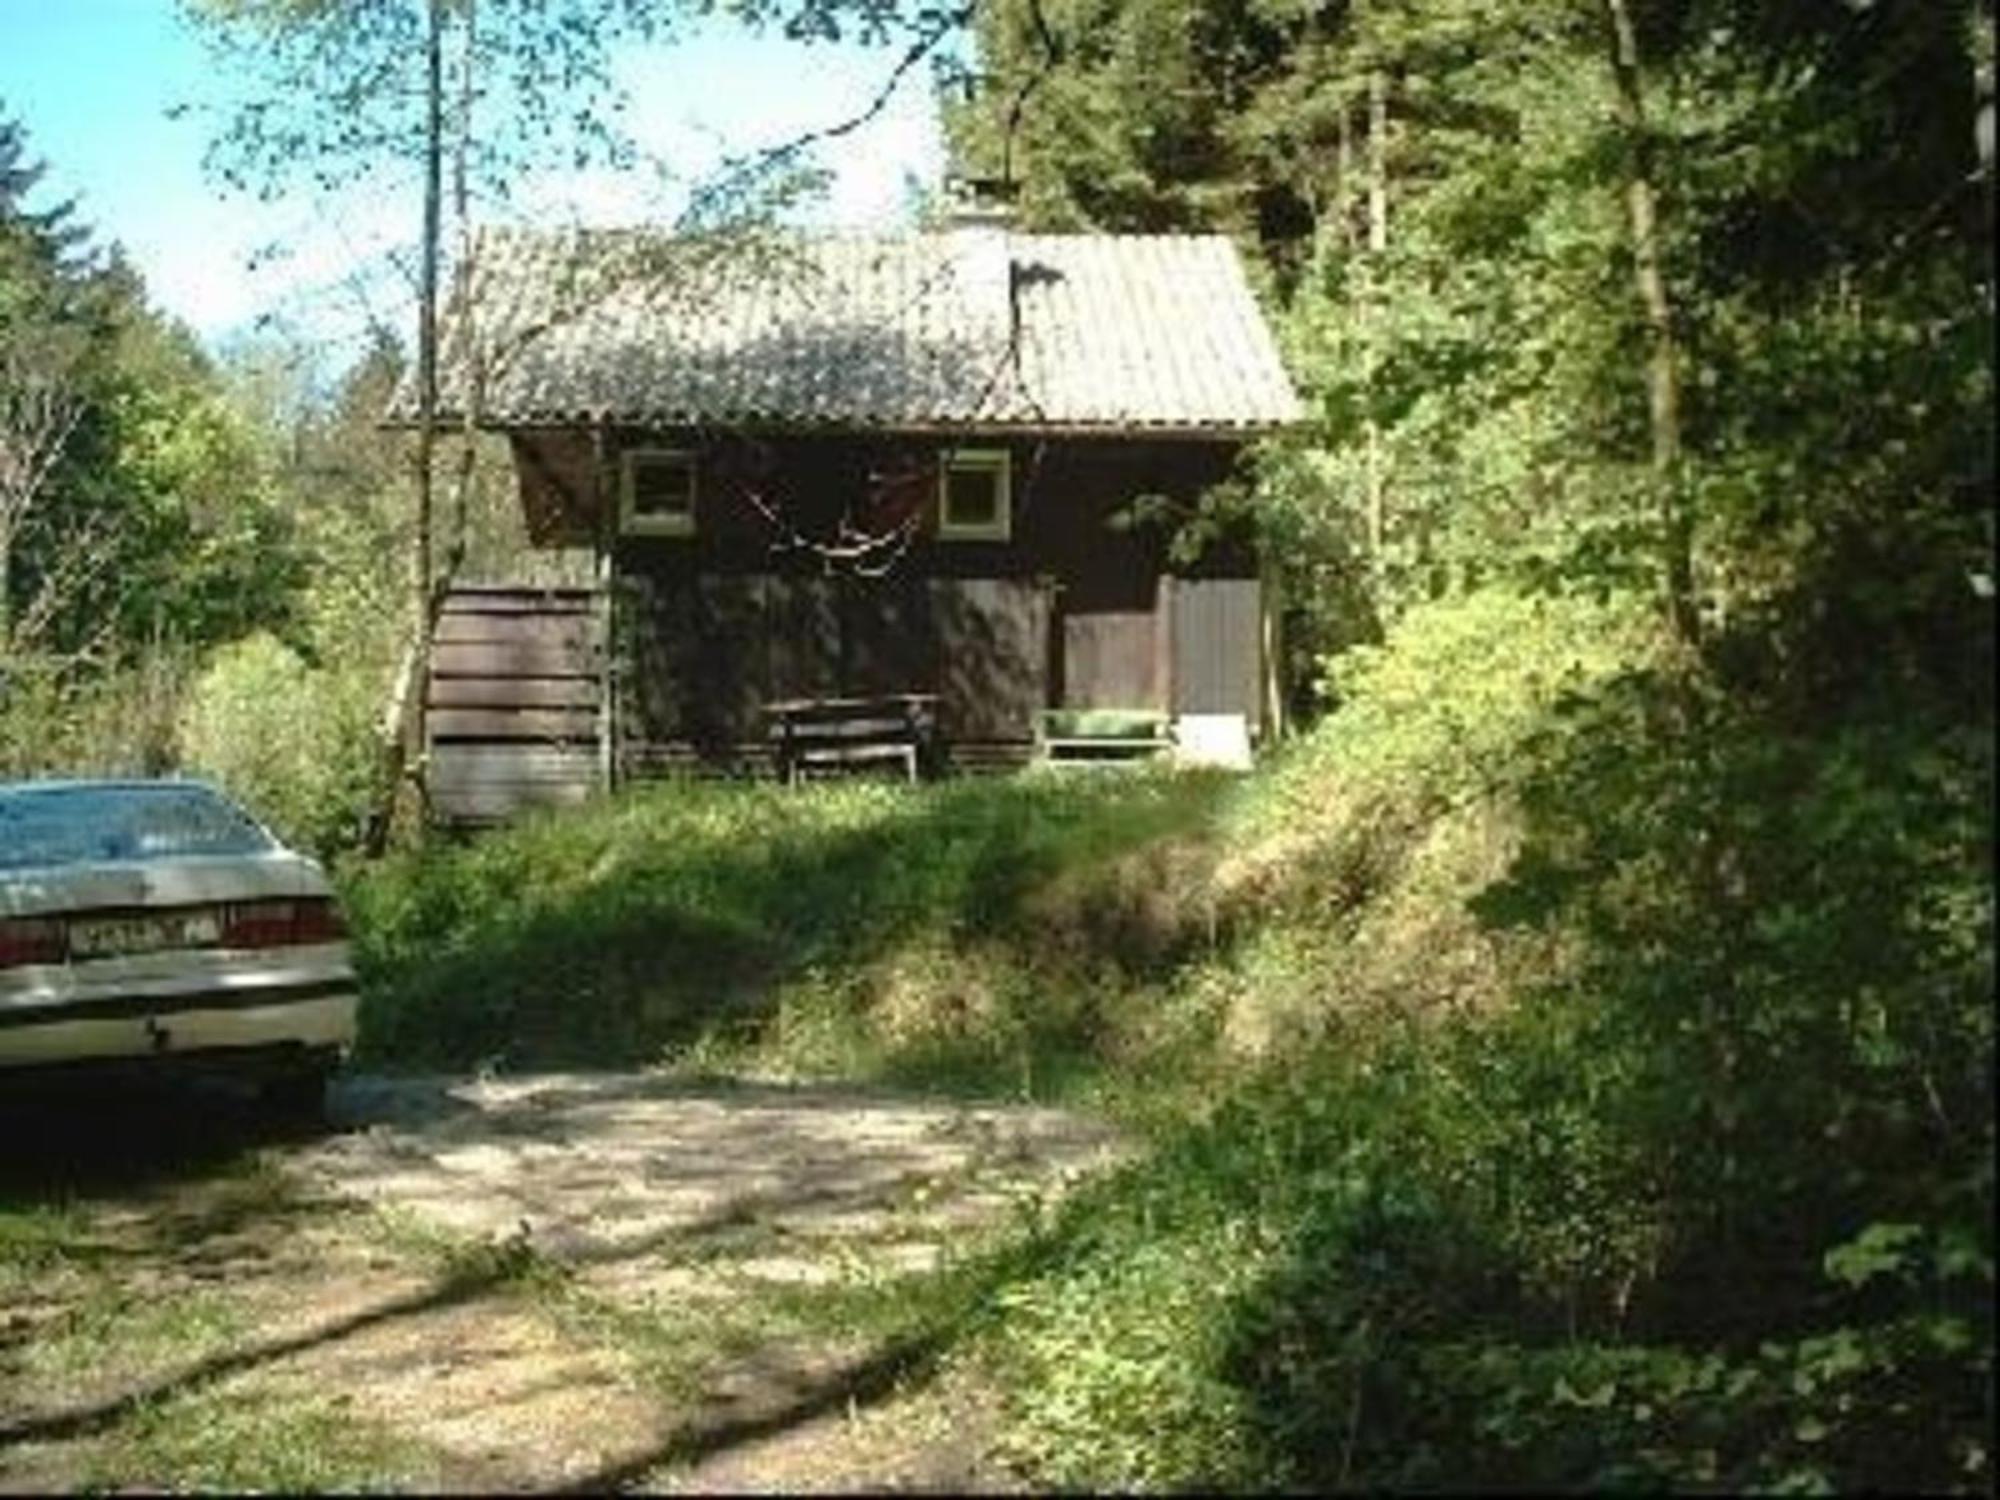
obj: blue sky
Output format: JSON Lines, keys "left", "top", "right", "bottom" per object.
{"left": 0, "top": 0, "right": 949, "bottom": 357}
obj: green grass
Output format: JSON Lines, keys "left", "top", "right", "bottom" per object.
{"left": 329, "top": 583, "right": 1993, "bottom": 1493}
{"left": 78, "top": 1386, "right": 432, "bottom": 1493}
{"left": 0, "top": 1150, "right": 439, "bottom": 1494}
{"left": 21, "top": 1281, "right": 246, "bottom": 1382}
{"left": 0, "top": 1201, "right": 97, "bottom": 1280}
{"left": 341, "top": 767, "right": 1238, "bottom": 1088}
{"left": 0, "top": 1151, "right": 317, "bottom": 1404}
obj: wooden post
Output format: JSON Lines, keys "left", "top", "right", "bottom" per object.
{"left": 597, "top": 548, "right": 615, "bottom": 796}
{"left": 593, "top": 423, "right": 614, "bottom": 795}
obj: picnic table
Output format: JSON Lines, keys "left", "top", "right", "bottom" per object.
{"left": 764, "top": 693, "right": 939, "bottom": 784}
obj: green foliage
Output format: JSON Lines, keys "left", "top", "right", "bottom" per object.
{"left": 339, "top": 768, "right": 1234, "bottom": 1078}
{"left": 182, "top": 0, "right": 675, "bottom": 202}
{"left": 951, "top": 0, "right": 1991, "bottom": 696}
{"left": 1268, "top": 585, "right": 1651, "bottom": 803}
{"left": 177, "top": 631, "right": 385, "bottom": 856}
{"left": 933, "top": 14, "right": 1993, "bottom": 1477}
{"left": 327, "top": 565, "right": 1993, "bottom": 1492}
{"left": 2, "top": 3, "right": 1987, "bottom": 1490}
{"left": 937, "top": 584, "right": 1991, "bottom": 1492}
{"left": 3, "top": 105, "right": 302, "bottom": 732}
{"left": 1475, "top": 670, "right": 1994, "bottom": 1318}
{"left": 73, "top": 322, "right": 305, "bottom": 650}
{"left": 0, "top": 649, "right": 191, "bottom": 778}
{"left": 0, "top": 155, "right": 414, "bottom": 847}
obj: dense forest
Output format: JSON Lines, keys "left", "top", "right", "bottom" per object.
{"left": 1, "top": 0, "right": 1993, "bottom": 1490}
{"left": 0, "top": 101, "right": 527, "bottom": 848}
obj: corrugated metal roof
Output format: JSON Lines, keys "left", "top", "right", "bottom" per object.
{"left": 413, "top": 226, "right": 1303, "bottom": 432}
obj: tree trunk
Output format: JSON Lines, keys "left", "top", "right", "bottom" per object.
{"left": 1363, "top": 69, "right": 1388, "bottom": 600}
{"left": 445, "top": 0, "right": 480, "bottom": 583}
{"left": 1604, "top": 0, "right": 1699, "bottom": 649}
{"left": 413, "top": 0, "right": 445, "bottom": 812}
{"left": 1335, "top": 99, "right": 1353, "bottom": 251}
{"left": 1367, "top": 70, "right": 1387, "bottom": 257}
{"left": 364, "top": 0, "right": 445, "bottom": 855}
{"left": 1974, "top": 0, "right": 1994, "bottom": 180}
{"left": 1973, "top": 0, "right": 1994, "bottom": 309}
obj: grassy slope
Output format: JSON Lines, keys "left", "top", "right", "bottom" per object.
{"left": 340, "top": 585, "right": 1994, "bottom": 1493}
{"left": 344, "top": 766, "right": 1240, "bottom": 1095}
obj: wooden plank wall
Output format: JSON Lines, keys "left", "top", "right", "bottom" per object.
{"left": 426, "top": 585, "right": 605, "bottom": 823}
{"left": 1170, "top": 577, "right": 1263, "bottom": 733}
{"left": 617, "top": 573, "right": 1049, "bottom": 772}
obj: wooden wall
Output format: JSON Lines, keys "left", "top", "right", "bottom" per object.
{"left": 1168, "top": 577, "right": 1264, "bottom": 730}
{"left": 506, "top": 428, "right": 1265, "bottom": 769}
{"left": 425, "top": 585, "right": 605, "bottom": 822}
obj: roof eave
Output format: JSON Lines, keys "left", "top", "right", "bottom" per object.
{"left": 382, "top": 411, "right": 1302, "bottom": 440}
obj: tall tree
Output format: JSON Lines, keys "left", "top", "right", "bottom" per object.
{"left": 2, "top": 108, "right": 298, "bottom": 671}
{"left": 181, "top": 0, "right": 682, "bottom": 827}
{"left": 948, "top": 0, "right": 1991, "bottom": 681}
{"left": 0, "top": 107, "right": 92, "bottom": 286}
{"left": 1600, "top": 0, "right": 1694, "bottom": 647}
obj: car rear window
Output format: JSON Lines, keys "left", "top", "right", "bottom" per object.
{"left": 0, "top": 784, "right": 276, "bottom": 871}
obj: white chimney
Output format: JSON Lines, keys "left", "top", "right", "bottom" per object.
{"left": 941, "top": 174, "right": 1018, "bottom": 319}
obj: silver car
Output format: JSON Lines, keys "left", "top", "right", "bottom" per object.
{"left": 0, "top": 778, "right": 358, "bottom": 1115}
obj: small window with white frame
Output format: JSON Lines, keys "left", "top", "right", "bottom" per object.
{"left": 620, "top": 448, "right": 697, "bottom": 536}
{"left": 938, "top": 447, "right": 1011, "bottom": 542}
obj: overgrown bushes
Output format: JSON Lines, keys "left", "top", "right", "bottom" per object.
{"left": 341, "top": 768, "right": 1235, "bottom": 1080}
{"left": 176, "top": 631, "right": 386, "bottom": 856}
{"left": 963, "top": 585, "right": 1993, "bottom": 1493}
{"left": 332, "top": 578, "right": 1990, "bottom": 1492}
{"left": 0, "top": 649, "right": 189, "bottom": 779}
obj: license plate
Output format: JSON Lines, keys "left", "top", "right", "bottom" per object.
{"left": 69, "top": 910, "right": 222, "bottom": 960}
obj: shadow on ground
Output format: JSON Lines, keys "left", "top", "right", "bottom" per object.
{"left": 0, "top": 1066, "right": 1118, "bottom": 1492}
{"left": 310, "top": 1070, "right": 1123, "bottom": 1275}
{"left": 0, "top": 1071, "right": 325, "bottom": 1203}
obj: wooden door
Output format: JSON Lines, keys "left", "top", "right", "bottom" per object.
{"left": 1170, "top": 577, "right": 1262, "bottom": 731}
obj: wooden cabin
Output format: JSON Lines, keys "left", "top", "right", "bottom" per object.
{"left": 406, "top": 197, "right": 1302, "bottom": 816}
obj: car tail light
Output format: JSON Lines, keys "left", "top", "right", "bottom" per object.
{"left": 220, "top": 898, "right": 348, "bottom": 949}
{"left": 0, "top": 916, "right": 66, "bottom": 969}
{"left": 291, "top": 898, "right": 348, "bottom": 944}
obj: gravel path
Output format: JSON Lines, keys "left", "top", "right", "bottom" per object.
{"left": 0, "top": 1071, "right": 1123, "bottom": 1492}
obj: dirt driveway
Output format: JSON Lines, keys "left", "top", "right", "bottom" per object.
{"left": 0, "top": 1071, "right": 1122, "bottom": 1492}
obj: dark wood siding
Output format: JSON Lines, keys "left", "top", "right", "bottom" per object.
{"left": 932, "top": 578, "right": 1050, "bottom": 742}
{"left": 425, "top": 585, "right": 605, "bottom": 822}
{"left": 615, "top": 571, "right": 1050, "bottom": 765}
{"left": 511, "top": 434, "right": 601, "bottom": 546}
{"left": 510, "top": 428, "right": 1265, "bottom": 770}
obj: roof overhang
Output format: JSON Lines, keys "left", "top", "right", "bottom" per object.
{"left": 378, "top": 412, "right": 1302, "bottom": 442}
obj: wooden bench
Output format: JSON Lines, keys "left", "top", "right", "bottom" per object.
{"left": 1036, "top": 709, "right": 1173, "bottom": 766}
{"left": 765, "top": 694, "right": 939, "bottom": 785}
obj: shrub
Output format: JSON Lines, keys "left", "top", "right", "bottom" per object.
{"left": 965, "top": 585, "right": 1993, "bottom": 1493}
{"left": 0, "top": 649, "right": 191, "bottom": 779}
{"left": 176, "top": 631, "right": 383, "bottom": 856}
{"left": 317, "top": 579, "right": 1990, "bottom": 1494}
